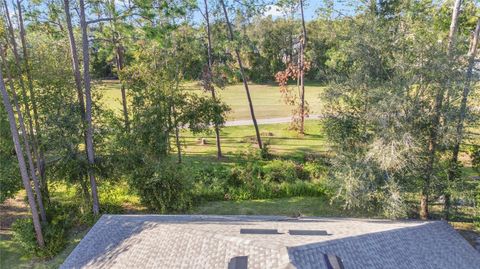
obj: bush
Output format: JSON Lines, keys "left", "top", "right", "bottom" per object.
{"left": 130, "top": 160, "right": 192, "bottom": 213}
{"left": 191, "top": 164, "right": 230, "bottom": 201}
{"left": 190, "top": 157, "right": 329, "bottom": 201}
{"left": 469, "top": 145, "right": 480, "bottom": 173}
{"left": 262, "top": 160, "right": 300, "bottom": 183}
{"left": 12, "top": 206, "right": 70, "bottom": 259}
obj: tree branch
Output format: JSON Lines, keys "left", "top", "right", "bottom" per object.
{"left": 87, "top": 17, "right": 114, "bottom": 24}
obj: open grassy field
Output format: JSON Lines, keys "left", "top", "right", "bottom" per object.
{"left": 96, "top": 80, "right": 326, "bottom": 120}
{"left": 178, "top": 120, "right": 328, "bottom": 159}
{"left": 189, "top": 197, "right": 378, "bottom": 218}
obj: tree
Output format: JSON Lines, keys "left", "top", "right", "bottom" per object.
{"left": 319, "top": 0, "right": 472, "bottom": 219}
{"left": 202, "top": 0, "right": 223, "bottom": 159}
{"left": 13, "top": 0, "right": 48, "bottom": 194}
{"left": 298, "top": 0, "right": 307, "bottom": 134}
{"left": 420, "top": 0, "right": 462, "bottom": 220}
{"left": 63, "top": 0, "right": 95, "bottom": 205}
{"left": 92, "top": 0, "right": 130, "bottom": 131}
{"left": 3, "top": 0, "right": 47, "bottom": 217}
{"left": 0, "top": 62, "right": 45, "bottom": 247}
{"left": 274, "top": 0, "right": 310, "bottom": 133}
{"left": 0, "top": 45, "right": 47, "bottom": 222}
{"left": 219, "top": 0, "right": 262, "bottom": 149}
{"left": 445, "top": 17, "right": 480, "bottom": 217}
{"left": 78, "top": 0, "right": 100, "bottom": 215}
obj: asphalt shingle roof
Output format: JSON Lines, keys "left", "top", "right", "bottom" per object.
{"left": 61, "top": 215, "right": 480, "bottom": 269}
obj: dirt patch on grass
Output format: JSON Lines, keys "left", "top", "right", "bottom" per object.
{"left": 0, "top": 194, "right": 29, "bottom": 231}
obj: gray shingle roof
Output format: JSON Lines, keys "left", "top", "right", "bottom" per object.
{"left": 61, "top": 215, "right": 480, "bottom": 269}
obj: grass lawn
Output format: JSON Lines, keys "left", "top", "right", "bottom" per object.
{"left": 0, "top": 229, "right": 87, "bottom": 269}
{"left": 190, "top": 196, "right": 379, "bottom": 218}
{"left": 179, "top": 120, "right": 329, "bottom": 159}
{"left": 95, "top": 80, "right": 326, "bottom": 120}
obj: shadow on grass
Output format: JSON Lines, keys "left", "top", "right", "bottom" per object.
{"left": 191, "top": 197, "right": 380, "bottom": 219}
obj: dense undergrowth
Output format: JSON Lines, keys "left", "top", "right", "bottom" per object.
{"left": 131, "top": 147, "right": 331, "bottom": 213}
{"left": 10, "top": 147, "right": 333, "bottom": 259}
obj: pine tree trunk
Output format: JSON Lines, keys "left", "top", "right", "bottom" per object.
{"left": 299, "top": 0, "right": 307, "bottom": 135}
{"left": 15, "top": 0, "right": 48, "bottom": 195}
{"left": 172, "top": 106, "right": 182, "bottom": 164}
{"left": 220, "top": 0, "right": 262, "bottom": 149}
{"left": 421, "top": 0, "right": 462, "bottom": 220}
{"left": 64, "top": 0, "right": 98, "bottom": 209}
{"left": 204, "top": 0, "right": 222, "bottom": 159}
{"left": 79, "top": 0, "right": 100, "bottom": 215}
{"left": 64, "top": 0, "right": 86, "bottom": 119}
{"left": 80, "top": 175, "right": 91, "bottom": 205}
{"left": 444, "top": 18, "right": 480, "bottom": 218}
{"left": 0, "top": 47, "right": 47, "bottom": 223}
{"left": 115, "top": 45, "right": 130, "bottom": 131}
{"left": 4, "top": 1, "right": 48, "bottom": 214}
{"left": 0, "top": 65, "right": 45, "bottom": 248}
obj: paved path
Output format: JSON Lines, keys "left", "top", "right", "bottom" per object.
{"left": 225, "top": 115, "right": 322, "bottom": 127}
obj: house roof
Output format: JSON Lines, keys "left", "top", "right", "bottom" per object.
{"left": 61, "top": 215, "right": 480, "bottom": 269}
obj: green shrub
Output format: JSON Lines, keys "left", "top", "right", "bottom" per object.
{"left": 262, "top": 160, "right": 298, "bottom": 183}
{"left": 130, "top": 160, "right": 192, "bottom": 213}
{"left": 189, "top": 151, "right": 331, "bottom": 202}
{"left": 303, "top": 161, "right": 328, "bottom": 180}
{"left": 12, "top": 207, "right": 69, "bottom": 259}
{"left": 470, "top": 145, "right": 480, "bottom": 173}
{"left": 12, "top": 219, "right": 40, "bottom": 257}
{"left": 191, "top": 164, "right": 230, "bottom": 201}
{"left": 262, "top": 159, "right": 310, "bottom": 183}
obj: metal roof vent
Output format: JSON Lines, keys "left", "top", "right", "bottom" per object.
{"left": 324, "top": 254, "right": 344, "bottom": 269}
{"left": 240, "top": 228, "right": 280, "bottom": 234}
{"left": 228, "top": 256, "right": 248, "bottom": 269}
{"left": 288, "top": 230, "right": 328, "bottom": 236}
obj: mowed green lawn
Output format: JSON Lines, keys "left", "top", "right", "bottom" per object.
{"left": 190, "top": 197, "right": 378, "bottom": 218}
{"left": 96, "top": 80, "right": 326, "bottom": 120}
{"left": 179, "top": 120, "right": 329, "bottom": 158}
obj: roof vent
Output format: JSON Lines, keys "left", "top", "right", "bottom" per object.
{"left": 228, "top": 256, "right": 248, "bottom": 269}
{"left": 240, "top": 229, "right": 280, "bottom": 234}
{"left": 324, "top": 254, "right": 344, "bottom": 269}
{"left": 289, "top": 230, "right": 328, "bottom": 236}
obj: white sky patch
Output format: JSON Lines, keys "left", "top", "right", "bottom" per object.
{"left": 264, "top": 5, "right": 284, "bottom": 18}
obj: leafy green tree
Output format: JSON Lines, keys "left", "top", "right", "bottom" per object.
{"left": 321, "top": 0, "right": 474, "bottom": 219}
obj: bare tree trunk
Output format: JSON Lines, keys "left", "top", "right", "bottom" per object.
{"left": 444, "top": 18, "right": 480, "bottom": 218}
{"left": 420, "top": 0, "right": 462, "bottom": 220}
{"left": 0, "top": 65, "right": 45, "bottom": 248}
{"left": 219, "top": 0, "right": 262, "bottom": 149}
{"left": 172, "top": 105, "right": 182, "bottom": 164}
{"left": 64, "top": 0, "right": 86, "bottom": 119}
{"left": 4, "top": 1, "right": 48, "bottom": 212}
{"left": 80, "top": 174, "right": 91, "bottom": 205}
{"left": 15, "top": 0, "right": 48, "bottom": 194}
{"left": 299, "top": 0, "right": 307, "bottom": 135}
{"left": 204, "top": 0, "right": 222, "bottom": 159}
{"left": 79, "top": 0, "right": 100, "bottom": 215}
{"left": 1, "top": 47, "right": 47, "bottom": 223}
{"left": 105, "top": 2, "right": 129, "bottom": 132}
{"left": 64, "top": 0, "right": 96, "bottom": 208}
{"left": 115, "top": 45, "right": 130, "bottom": 131}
